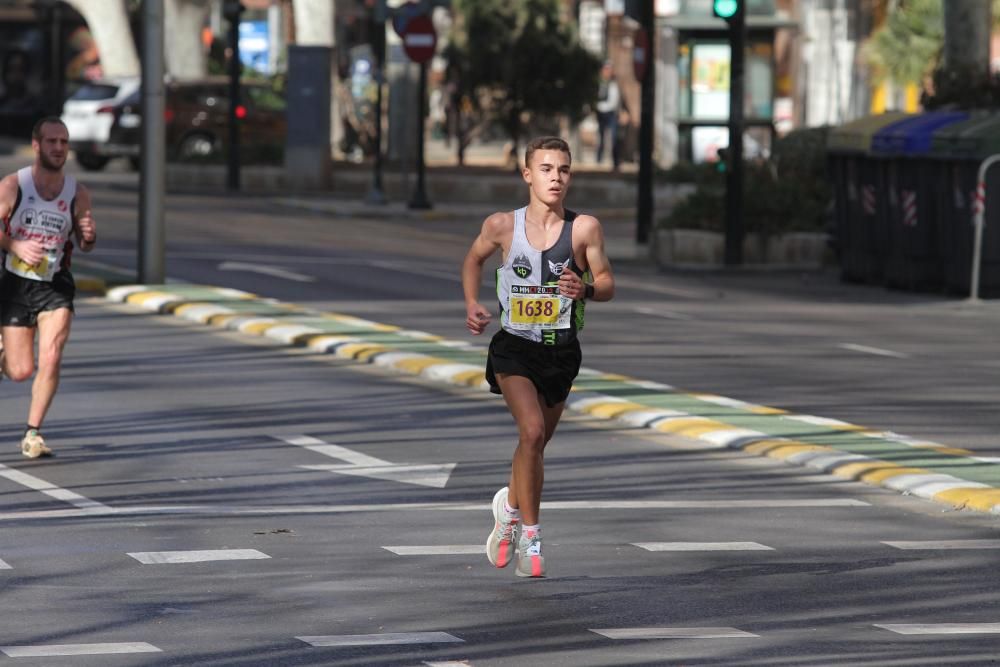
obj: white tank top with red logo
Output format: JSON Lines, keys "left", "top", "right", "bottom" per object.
{"left": 4, "top": 166, "right": 76, "bottom": 282}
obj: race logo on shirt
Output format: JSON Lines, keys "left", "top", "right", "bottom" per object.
{"left": 512, "top": 253, "right": 532, "bottom": 279}
{"left": 57, "top": 200, "right": 67, "bottom": 212}
{"left": 548, "top": 257, "right": 571, "bottom": 276}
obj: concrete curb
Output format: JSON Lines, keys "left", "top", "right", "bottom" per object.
{"left": 104, "top": 283, "right": 1000, "bottom": 517}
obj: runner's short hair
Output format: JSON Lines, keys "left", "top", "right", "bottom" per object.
{"left": 32, "top": 116, "right": 67, "bottom": 141}
{"left": 525, "top": 136, "right": 571, "bottom": 168}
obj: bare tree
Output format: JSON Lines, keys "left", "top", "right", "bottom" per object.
{"left": 64, "top": 0, "right": 140, "bottom": 78}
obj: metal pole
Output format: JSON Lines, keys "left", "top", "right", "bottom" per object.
{"left": 724, "top": 6, "right": 746, "bottom": 266}
{"left": 968, "top": 154, "right": 1000, "bottom": 301}
{"left": 227, "top": 11, "right": 242, "bottom": 191}
{"left": 408, "top": 61, "right": 432, "bottom": 209}
{"left": 367, "top": 12, "right": 387, "bottom": 205}
{"left": 636, "top": 1, "right": 655, "bottom": 245}
{"left": 139, "top": 0, "right": 165, "bottom": 284}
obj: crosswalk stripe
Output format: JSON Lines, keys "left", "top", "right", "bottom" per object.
{"left": 883, "top": 540, "right": 1000, "bottom": 550}
{"left": 0, "top": 463, "right": 112, "bottom": 513}
{"left": 591, "top": 627, "right": 758, "bottom": 639}
{"left": 127, "top": 549, "right": 270, "bottom": 564}
{"left": 632, "top": 542, "right": 773, "bottom": 551}
{"left": 297, "top": 632, "right": 464, "bottom": 647}
{"left": 384, "top": 545, "right": 484, "bottom": 555}
{"left": 0, "top": 643, "right": 161, "bottom": 657}
{"left": 875, "top": 623, "right": 1000, "bottom": 635}
{"left": 0, "top": 558, "right": 11, "bottom": 569}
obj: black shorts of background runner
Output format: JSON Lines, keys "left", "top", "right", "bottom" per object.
{"left": 0, "top": 271, "right": 75, "bottom": 327}
{"left": 485, "top": 329, "right": 582, "bottom": 408}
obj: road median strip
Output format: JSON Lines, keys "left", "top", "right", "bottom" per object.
{"left": 105, "top": 284, "right": 1000, "bottom": 516}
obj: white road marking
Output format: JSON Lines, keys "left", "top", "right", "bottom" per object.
{"left": 297, "top": 632, "right": 464, "bottom": 647}
{"left": 837, "top": 343, "right": 909, "bottom": 359}
{"left": 425, "top": 662, "right": 473, "bottom": 667}
{"left": 0, "top": 643, "right": 162, "bottom": 657}
{"left": 0, "top": 558, "right": 11, "bottom": 569}
{"left": 279, "top": 435, "right": 456, "bottom": 488}
{"left": 633, "top": 306, "right": 694, "bottom": 320}
{"left": 0, "top": 497, "right": 871, "bottom": 522}
{"left": 632, "top": 542, "right": 774, "bottom": 551}
{"left": 591, "top": 627, "right": 759, "bottom": 640}
{"left": 875, "top": 623, "right": 1000, "bottom": 635}
{"left": 127, "top": 549, "right": 270, "bottom": 564}
{"left": 883, "top": 540, "right": 1000, "bottom": 550}
{"left": 217, "top": 261, "right": 315, "bottom": 282}
{"left": 383, "top": 545, "right": 485, "bottom": 555}
{"left": 0, "top": 463, "right": 112, "bottom": 513}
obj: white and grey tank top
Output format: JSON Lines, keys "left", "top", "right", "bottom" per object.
{"left": 496, "top": 206, "right": 586, "bottom": 345}
{"left": 3, "top": 167, "right": 77, "bottom": 282}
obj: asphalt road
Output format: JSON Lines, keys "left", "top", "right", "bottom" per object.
{"left": 0, "top": 155, "right": 999, "bottom": 665}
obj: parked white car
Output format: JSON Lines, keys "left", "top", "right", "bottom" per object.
{"left": 60, "top": 77, "right": 140, "bottom": 170}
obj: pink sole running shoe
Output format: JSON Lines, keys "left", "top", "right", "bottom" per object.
{"left": 486, "top": 486, "right": 519, "bottom": 568}
{"left": 516, "top": 531, "right": 545, "bottom": 578}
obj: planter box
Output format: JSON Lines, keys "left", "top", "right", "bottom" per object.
{"left": 652, "top": 228, "right": 830, "bottom": 270}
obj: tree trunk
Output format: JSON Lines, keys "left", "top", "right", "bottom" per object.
{"left": 165, "top": 0, "right": 210, "bottom": 80}
{"left": 291, "top": 0, "right": 341, "bottom": 157}
{"left": 64, "top": 0, "right": 140, "bottom": 79}
{"left": 942, "top": 0, "right": 991, "bottom": 77}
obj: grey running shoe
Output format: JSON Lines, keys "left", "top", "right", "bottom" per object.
{"left": 516, "top": 530, "right": 545, "bottom": 578}
{"left": 21, "top": 430, "right": 53, "bottom": 459}
{"left": 486, "top": 486, "right": 519, "bottom": 568}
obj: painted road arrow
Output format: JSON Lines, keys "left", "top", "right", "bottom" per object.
{"left": 277, "top": 435, "right": 456, "bottom": 488}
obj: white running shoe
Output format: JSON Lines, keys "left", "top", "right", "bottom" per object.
{"left": 486, "top": 486, "right": 519, "bottom": 568}
{"left": 516, "top": 529, "right": 545, "bottom": 578}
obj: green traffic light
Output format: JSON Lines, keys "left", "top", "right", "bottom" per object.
{"left": 713, "top": 0, "right": 739, "bottom": 19}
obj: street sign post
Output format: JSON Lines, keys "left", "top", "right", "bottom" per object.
{"left": 403, "top": 14, "right": 436, "bottom": 209}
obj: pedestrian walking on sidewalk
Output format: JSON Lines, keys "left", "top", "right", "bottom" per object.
{"left": 462, "top": 136, "right": 615, "bottom": 577}
{"left": 594, "top": 62, "right": 622, "bottom": 170}
{"left": 0, "top": 116, "right": 97, "bottom": 458}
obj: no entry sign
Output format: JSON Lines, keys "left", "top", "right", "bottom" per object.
{"left": 403, "top": 14, "right": 437, "bottom": 64}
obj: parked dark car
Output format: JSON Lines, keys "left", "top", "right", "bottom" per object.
{"left": 98, "top": 77, "right": 287, "bottom": 169}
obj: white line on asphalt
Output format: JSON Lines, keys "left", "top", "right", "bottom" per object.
{"left": 279, "top": 435, "right": 387, "bottom": 467}
{"left": 0, "top": 497, "right": 871, "bottom": 522}
{"left": 883, "top": 540, "right": 1000, "bottom": 550}
{"left": 0, "top": 463, "right": 112, "bottom": 513}
{"left": 632, "top": 306, "right": 694, "bottom": 320}
{"left": 127, "top": 549, "right": 270, "bottom": 564}
{"left": 383, "top": 545, "right": 485, "bottom": 555}
{"left": 0, "top": 558, "right": 11, "bottom": 569}
{"left": 837, "top": 343, "right": 910, "bottom": 358}
{"left": 424, "top": 662, "right": 473, "bottom": 667}
{"left": 590, "top": 627, "right": 759, "bottom": 640}
{"left": 875, "top": 623, "right": 1000, "bottom": 635}
{"left": 217, "top": 261, "right": 315, "bottom": 282}
{"left": 0, "top": 643, "right": 162, "bottom": 657}
{"left": 297, "top": 633, "right": 464, "bottom": 647}
{"left": 281, "top": 435, "right": 457, "bottom": 488}
{"left": 632, "top": 542, "right": 774, "bottom": 551}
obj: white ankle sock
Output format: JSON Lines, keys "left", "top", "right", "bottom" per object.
{"left": 503, "top": 500, "right": 520, "bottom": 520}
{"left": 522, "top": 524, "right": 540, "bottom": 536}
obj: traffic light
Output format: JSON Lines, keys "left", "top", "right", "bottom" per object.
{"left": 713, "top": 0, "right": 742, "bottom": 21}
{"left": 222, "top": 0, "right": 245, "bottom": 22}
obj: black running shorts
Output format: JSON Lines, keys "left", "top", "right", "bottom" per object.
{"left": 0, "top": 271, "right": 76, "bottom": 327}
{"left": 485, "top": 329, "right": 582, "bottom": 408}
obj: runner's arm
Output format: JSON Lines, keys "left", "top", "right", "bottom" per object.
{"left": 580, "top": 216, "right": 614, "bottom": 302}
{"left": 462, "top": 213, "right": 506, "bottom": 335}
{"left": 0, "top": 174, "right": 44, "bottom": 265}
{"left": 72, "top": 185, "right": 97, "bottom": 252}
